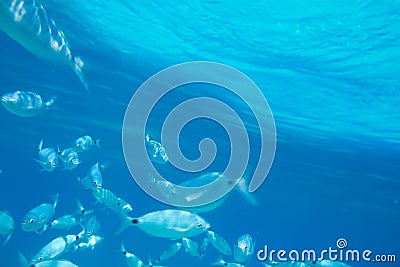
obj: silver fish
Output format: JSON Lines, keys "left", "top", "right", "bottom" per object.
{"left": 118, "top": 209, "right": 210, "bottom": 239}
{"left": 82, "top": 215, "right": 100, "bottom": 237}
{"left": 75, "top": 234, "right": 103, "bottom": 251}
{"left": 151, "top": 177, "right": 176, "bottom": 199}
{"left": 206, "top": 230, "right": 232, "bottom": 255}
{"left": 72, "top": 135, "right": 100, "bottom": 152}
{"left": 21, "top": 193, "right": 59, "bottom": 233}
{"left": 19, "top": 252, "right": 78, "bottom": 267}
{"left": 182, "top": 237, "right": 202, "bottom": 258}
{"left": 36, "top": 139, "right": 58, "bottom": 172}
{"left": 78, "top": 162, "right": 103, "bottom": 189}
{"left": 46, "top": 199, "right": 91, "bottom": 231}
{"left": 234, "top": 234, "right": 254, "bottom": 263}
{"left": 156, "top": 241, "right": 182, "bottom": 263}
{"left": 92, "top": 187, "right": 132, "bottom": 214}
{"left": 31, "top": 235, "right": 77, "bottom": 263}
{"left": 179, "top": 172, "right": 257, "bottom": 213}
{"left": 0, "top": 0, "right": 88, "bottom": 91}
{"left": 200, "top": 237, "right": 209, "bottom": 256}
{"left": 58, "top": 147, "right": 80, "bottom": 170}
{"left": 145, "top": 134, "right": 168, "bottom": 164}
{"left": 47, "top": 215, "right": 78, "bottom": 231}
{"left": 121, "top": 241, "right": 145, "bottom": 267}
{"left": 0, "top": 211, "right": 14, "bottom": 246}
{"left": 1, "top": 91, "right": 55, "bottom": 117}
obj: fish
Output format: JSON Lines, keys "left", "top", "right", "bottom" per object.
{"left": 21, "top": 193, "right": 59, "bottom": 233}
{"left": 72, "top": 135, "right": 101, "bottom": 152}
{"left": 151, "top": 177, "right": 176, "bottom": 199}
{"left": 206, "top": 230, "right": 231, "bottom": 255}
{"left": 117, "top": 209, "right": 210, "bottom": 239}
{"left": 19, "top": 252, "right": 78, "bottom": 267}
{"left": 181, "top": 237, "right": 202, "bottom": 258}
{"left": 145, "top": 134, "right": 168, "bottom": 164}
{"left": 31, "top": 235, "right": 76, "bottom": 263}
{"left": 121, "top": 241, "right": 146, "bottom": 267}
{"left": 234, "top": 234, "right": 254, "bottom": 263}
{"left": 75, "top": 234, "right": 103, "bottom": 251}
{"left": 212, "top": 257, "right": 245, "bottom": 267}
{"left": 200, "top": 237, "right": 209, "bottom": 256}
{"left": 36, "top": 139, "right": 58, "bottom": 172}
{"left": 57, "top": 147, "right": 80, "bottom": 170}
{"left": 82, "top": 214, "right": 100, "bottom": 237}
{"left": 46, "top": 199, "right": 91, "bottom": 231}
{"left": 1, "top": 91, "right": 56, "bottom": 117}
{"left": 0, "top": 0, "right": 88, "bottom": 91}
{"left": 156, "top": 241, "right": 182, "bottom": 262}
{"left": 0, "top": 211, "right": 14, "bottom": 246}
{"left": 92, "top": 187, "right": 133, "bottom": 214}
{"left": 46, "top": 214, "right": 79, "bottom": 231}
{"left": 78, "top": 162, "right": 104, "bottom": 189}
{"left": 179, "top": 172, "right": 257, "bottom": 213}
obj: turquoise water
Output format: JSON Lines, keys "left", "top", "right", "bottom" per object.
{"left": 0, "top": 0, "right": 399, "bottom": 266}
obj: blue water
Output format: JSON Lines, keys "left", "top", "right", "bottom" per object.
{"left": 0, "top": 0, "right": 399, "bottom": 266}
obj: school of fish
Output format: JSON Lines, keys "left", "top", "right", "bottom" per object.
{"left": 0, "top": 0, "right": 354, "bottom": 267}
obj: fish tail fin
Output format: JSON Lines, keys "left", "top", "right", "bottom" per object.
{"left": 115, "top": 215, "right": 134, "bottom": 236}
{"left": 95, "top": 138, "right": 101, "bottom": 149}
{"left": 2, "top": 231, "right": 13, "bottom": 247}
{"left": 120, "top": 241, "right": 127, "bottom": 254}
{"left": 18, "top": 251, "right": 30, "bottom": 267}
{"left": 77, "top": 176, "right": 89, "bottom": 189}
{"left": 53, "top": 193, "right": 60, "bottom": 210}
{"left": 75, "top": 198, "right": 88, "bottom": 215}
{"left": 211, "top": 256, "right": 225, "bottom": 266}
{"left": 71, "top": 56, "right": 89, "bottom": 92}
{"left": 38, "top": 139, "right": 43, "bottom": 151}
{"left": 45, "top": 96, "right": 57, "bottom": 109}
{"left": 237, "top": 177, "right": 259, "bottom": 206}
{"left": 41, "top": 224, "right": 49, "bottom": 233}
{"left": 147, "top": 255, "right": 156, "bottom": 267}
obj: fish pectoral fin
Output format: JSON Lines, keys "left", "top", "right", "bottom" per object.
{"left": 2, "top": 233, "right": 12, "bottom": 247}
{"left": 35, "top": 227, "right": 46, "bottom": 235}
{"left": 33, "top": 158, "right": 44, "bottom": 165}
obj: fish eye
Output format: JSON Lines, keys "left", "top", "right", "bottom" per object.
{"left": 197, "top": 223, "right": 203, "bottom": 228}
{"left": 29, "top": 218, "right": 35, "bottom": 223}
{"left": 131, "top": 219, "right": 138, "bottom": 224}
{"left": 75, "top": 235, "right": 79, "bottom": 240}
{"left": 38, "top": 257, "right": 43, "bottom": 261}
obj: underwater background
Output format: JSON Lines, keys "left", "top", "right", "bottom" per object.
{"left": 0, "top": 0, "right": 399, "bottom": 266}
